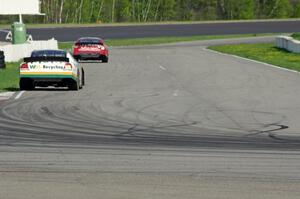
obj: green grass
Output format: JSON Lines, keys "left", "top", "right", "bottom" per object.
{"left": 0, "top": 62, "right": 20, "bottom": 92}
{"left": 208, "top": 43, "right": 300, "bottom": 72}
{"left": 59, "top": 33, "right": 278, "bottom": 50}
{"left": 291, "top": 33, "right": 300, "bottom": 41}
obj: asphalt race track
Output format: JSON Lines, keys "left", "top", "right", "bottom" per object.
{"left": 1, "top": 37, "right": 300, "bottom": 198}
{"left": 27, "top": 20, "right": 300, "bottom": 41}
{"left": 1, "top": 20, "right": 300, "bottom": 41}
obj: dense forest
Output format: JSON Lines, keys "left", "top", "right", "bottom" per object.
{"left": 1, "top": 0, "right": 300, "bottom": 24}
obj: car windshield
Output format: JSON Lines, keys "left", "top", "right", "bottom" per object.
{"left": 31, "top": 50, "right": 66, "bottom": 58}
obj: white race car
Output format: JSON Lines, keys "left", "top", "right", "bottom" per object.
{"left": 20, "top": 50, "right": 85, "bottom": 90}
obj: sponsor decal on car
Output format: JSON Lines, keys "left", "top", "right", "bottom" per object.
{"left": 27, "top": 64, "right": 72, "bottom": 71}
{"left": 21, "top": 62, "right": 76, "bottom": 78}
{"left": 78, "top": 46, "right": 102, "bottom": 51}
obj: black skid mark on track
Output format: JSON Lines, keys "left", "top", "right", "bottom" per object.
{"left": 117, "top": 121, "right": 198, "bottom": 138}
{"left": 40, "top": 107, "right": 54, "bottom": 117}
{"left": 2, "top": 96, "right": 300, "bottom": 150}
{"left": 246, "top": 124, "right": 289, "bottom": 141}
{"left": 71, "top": 106, "right": 80, "bottom": 111}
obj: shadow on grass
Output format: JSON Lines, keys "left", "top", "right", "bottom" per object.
{"left": 3, "top": 87, "right": 19, "bottom": 92}
{"left": 273, "top": 46, "right": 300, "bottom": 55}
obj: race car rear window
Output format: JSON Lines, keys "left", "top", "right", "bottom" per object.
{"left": 78, "top": 39, "right": 101, "bottom": 45}
{"left": 31, "top": 50, "right": 67, "bottom": 58}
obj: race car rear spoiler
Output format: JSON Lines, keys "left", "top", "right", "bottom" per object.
{"left": 23, "top": 57, "right": 69, "bottom": 63}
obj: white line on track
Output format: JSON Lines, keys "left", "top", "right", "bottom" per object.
{"left": 204, "top": 47, "right": 300, "bottom": 74}
{"left": 15, "top": 91, "right": 25, "bottom": 100}
{"left": 0, "top": 92, "right": 15, "bottom": 97}
{"left": 159, "top": 65, "right": 167, "bottom": 70}
{"left": 0, "top": 92, "right": 15, "bottom": 101}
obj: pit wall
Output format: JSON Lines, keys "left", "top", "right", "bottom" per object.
{"left": 276, "top": 36, "right": 300, "bottom": 53}
{"left": 0, "top": 39, "right": 58, "bottom": 62}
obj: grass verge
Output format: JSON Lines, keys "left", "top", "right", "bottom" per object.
{"left": 59, "top": 33, "right": 278, "bottom": 50}
{"left": 208, "top": 43, "right": 300, "bottom": 72}
{"left": 291, "top": 33, "right": 300, "bottom": 41}
{"left": 0, "top": 62, "right": 20, "bottom": 92}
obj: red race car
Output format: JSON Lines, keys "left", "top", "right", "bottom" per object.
{"left": 73, "top": 37, "right": 109, "bottom": 63}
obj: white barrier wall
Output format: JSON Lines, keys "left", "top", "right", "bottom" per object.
{"left": 0, "top": 39, "right": 58, "bottom": 62}
{"left": 276, "top": 36, "right": 300, "bottom": 53}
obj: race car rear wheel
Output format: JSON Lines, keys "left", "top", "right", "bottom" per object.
{"left": 81, "top": 68, "right": 85, "bottom": 86}
{"left": 74, "top": 55, "right": 80, "bottom": 62}
{"left": 68, "top": 80, "right": 79, "bottom": 91}
{"left": 102, "top": 56, "right": 108, "bottom": 63}
{"left": 19, "top": 78, "right": 34, "bottom": 91}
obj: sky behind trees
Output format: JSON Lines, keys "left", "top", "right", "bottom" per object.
{"left": 1, "top": 0, "right": 300, "bottom": 24}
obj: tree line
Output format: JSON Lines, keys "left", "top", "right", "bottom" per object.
{"left": 1, "top": 0, "right": 300, "bottom": 24}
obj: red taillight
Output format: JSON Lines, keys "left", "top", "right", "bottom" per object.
{"left": 20, "top": 63, "right": 28, "bottom": 70}
{"left": 73, "top": 46, "right": 78, "bottom": 52}
{"left": 64, "top": 63, "right": 72, "bottom": 70}
{"left": 73, "top": 45, "right": 80, "bottom": 54}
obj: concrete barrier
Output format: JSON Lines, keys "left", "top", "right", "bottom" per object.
{"left": 276, "top": 36, "right": 300, "bottom": 53}
{"left": 0, "top": 38, "right": 58, "bottom": 62}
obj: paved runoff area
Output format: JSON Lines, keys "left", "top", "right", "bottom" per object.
{"left": 0, "top": 37, "right": 300, "bottom": 199}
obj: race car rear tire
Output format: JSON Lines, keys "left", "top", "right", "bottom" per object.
{"left": 19, "top": 78, "right": 34, "bottom": 91}
{"left": 74, "top": 56, "right": 81, "bottom": 62}
{"left": 79, "top": 78, "right": 83, "bottom": 89}
{"left": 81, "top": 69, "right": 85, "bottom": 86}
{"left": 68, "top": 80, "right": 79, "bottom": 91}
{"left": 102, "top": 56, "right": 108, "bottom": 63}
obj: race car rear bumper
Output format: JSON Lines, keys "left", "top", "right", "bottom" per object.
{"left": 20, "top": 76, "right": 77, "bottom": 88}
{"left": 74, "top": 53, "right": 108, "bottom": 60}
